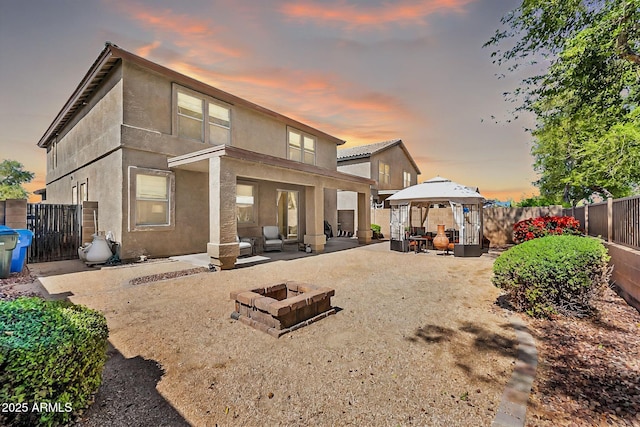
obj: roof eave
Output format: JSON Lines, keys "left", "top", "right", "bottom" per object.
{"left": 337, "top": 153, "right": 371, "bottom": 162}
{"left": 37, "top": 44, "right": 117, "bottom": 148}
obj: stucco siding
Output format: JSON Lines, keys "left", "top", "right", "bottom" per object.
{"left": 123, "top": 62, "right": 172, "bottom": 134}
{"left": 337, "top": 191, "right": 357, "bottom": 211}
{"left": 317, "top": 138, "right": 338, "bottom": 171}
{"left": 337, "top": 161, "right": 371, "bottom": 179}
{"left": 120, "top": 148, "right": 209, "bottom": 259}
{"left": 44, "top": 150, "right": 124, "bottom": 250}
{"left": 233, "top": 107, "right": 287, "bottom": 158}
{"left": 121, "top": 63, "right": 216, "bottom": 157}
{"left": 46, "top": 78, "right": 123, "bottom": 187}
{"left": 370, "top": 146, "right": 419, "bottom": 191}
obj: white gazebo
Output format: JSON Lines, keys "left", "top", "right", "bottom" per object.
{"left": 387, "top": 176, "right": 486, "bottom": 256}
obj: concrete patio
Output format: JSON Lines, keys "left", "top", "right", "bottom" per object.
{"left": 170, "top": 236, "right": 363, "bottom": 268}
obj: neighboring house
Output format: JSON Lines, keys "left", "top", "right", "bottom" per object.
{"left": 37, "top": 43, "right": 373, "bottom": 269}
{"left": 337, "top": 139, "right": 421, "bottom": 235}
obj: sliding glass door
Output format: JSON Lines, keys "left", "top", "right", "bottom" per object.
{"left": 277, "top": 190, "right": 298, "bottom": 240}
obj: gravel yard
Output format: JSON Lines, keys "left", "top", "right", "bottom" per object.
{"left": 29, "top": 242, "right": 516, "bottom": 426}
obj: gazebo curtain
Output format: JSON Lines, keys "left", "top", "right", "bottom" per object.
{"left": 408, "top": 202, "right": 430, "bottom": 231}
{"left": 449, "top": 202, "right": 464, "bottom": 243}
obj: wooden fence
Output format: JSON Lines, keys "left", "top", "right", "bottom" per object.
{"left": 563, "top": 195, "right": 640, "bottom": 251}
{"left": 613, "top": 196, "right": 640, "bottom": 250}
{"left": 27, "top": 204, "right": 81, "bottom": 262}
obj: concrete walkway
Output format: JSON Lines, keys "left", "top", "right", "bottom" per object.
{"left": 492, "top": 316, "right": 538, "bottom": 427}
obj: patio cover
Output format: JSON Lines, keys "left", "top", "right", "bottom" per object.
{"left": 387, "top": 176, "right": 485, "bottom": 206}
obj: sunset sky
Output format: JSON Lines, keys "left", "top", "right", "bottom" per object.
{"left": 0, "top": 0, "right": 539, "bottom": 201}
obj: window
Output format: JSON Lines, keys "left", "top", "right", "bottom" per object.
{"left": 129, "top": 167, "right": 175, "bottom": 230}
{"left": 379, "top": 161, "right": 390, "bottom": 184}
{"left": 177, "top": 92, "right": 203, "bottom": 141}
{"left": 288, "top": 128, "right": 316, "bottom": 165}
{"left": 175, "top": 85, "right": 231, "bottom": 145}
{"left": 136, "top": 174, "right": 169, "bottom": 226}
{"left": 72, "top": 185, "right": 77, "bottom": 205}
{"left": 208, "top": 102, "right": 230, "bottom": 145}
{"left": 48, "top": 141, "right": 58, "bottom": 169}
{"left": 403, "top": 171, "right": 412, "bottom": 188}
{"left": 236, "top": 183, "right": 256, "bottom": 224}
{"left": 80, "top": 182, "right": 87, "bottom": 202}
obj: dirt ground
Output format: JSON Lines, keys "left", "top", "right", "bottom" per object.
{"left": 25, "top": 242, "right": 516, "bottom": 426}
{"left": 524, "top": 285, "right": 640, "bottom": 427}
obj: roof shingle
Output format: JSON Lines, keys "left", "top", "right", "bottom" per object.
{"left": 337, "top": 139, "right": 401, "bottom": 160}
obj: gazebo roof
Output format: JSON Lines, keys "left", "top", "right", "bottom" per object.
{"left": 388, "top": 176, "right": 485, "bottom": 205}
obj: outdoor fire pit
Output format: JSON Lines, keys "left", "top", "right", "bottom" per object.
{"left": 230, "top": 281, "right": 336, "bottom": 338}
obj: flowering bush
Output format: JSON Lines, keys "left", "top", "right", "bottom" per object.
{"left": 513, "top": 216, "right": 582, "bottom": 243}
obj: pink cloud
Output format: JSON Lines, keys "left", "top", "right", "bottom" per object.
{"left": 280, "top": 0, "right": 475, "bottom": 28}
{"left": 115, "top": 2, "right": 246, "bottom": 59}
{"left": 166, "top": 60, "right": 415, "bottom": 143}
{"left": 109, "top": 1, "right": 424, "bottom": 145}
{"left": 135, "top": 41, "right": 161, "bottom": 57}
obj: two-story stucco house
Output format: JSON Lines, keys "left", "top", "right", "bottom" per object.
{"left": 37, "top": 43, "right": 373, "bottom": 269}
{"left": 336, "top": 139, "right": 420, "bottom": 236}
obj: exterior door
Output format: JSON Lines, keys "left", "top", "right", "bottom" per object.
{"left": 277, "top": 190, "right": 298, "bottom": 240}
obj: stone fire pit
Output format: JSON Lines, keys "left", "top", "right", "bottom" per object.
{"left": 230, "top": 281, "right": 336, "bottom": 338}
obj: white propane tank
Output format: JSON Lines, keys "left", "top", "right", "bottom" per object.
{"left": 85, "top": 233, "right": 113, "bottom": 265}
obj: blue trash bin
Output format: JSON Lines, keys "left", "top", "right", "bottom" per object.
{"left": 10, "top": 229, "right": 34, "bottom": 273}
{"left": 0, "top": 226, "right": 19, "bottom": 279}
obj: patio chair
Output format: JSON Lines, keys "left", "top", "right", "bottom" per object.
{"left": 262, "top": 226, "right": 284, "bottom": 251}
{"left": 237, "top": 235, "right": 253, "bottom": 257}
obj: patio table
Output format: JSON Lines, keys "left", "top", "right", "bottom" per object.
{"left": 409, "top": 236, "right": 431, "bottom": 253}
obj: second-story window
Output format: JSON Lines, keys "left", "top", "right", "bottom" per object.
{"left": 403, "top": 171, "right": 412, "bottom": 188}
{"left": 379, "top": 161, "right": 390, "bottom": 184}
{"left": 288, "top": 128, "right": 316, "bottom": 165}
{"left": 208, "top": 102, "right": 230, "bottom": 145}
{"left": 177, "top": 92, "right": 203, "bottom": 141}
{"left": 176, "top": 86, "right": 231, "bottom": 145}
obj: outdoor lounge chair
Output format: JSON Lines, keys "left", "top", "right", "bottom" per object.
{"left": 262, "top": 226, "right": 284, "bottom": 251}
{"left": 237, "top": 236, "right": 253, "bottom": 257}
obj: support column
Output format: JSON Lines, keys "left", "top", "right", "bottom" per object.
{"left": 356, "top": 191, "right": 372, "bottom": 244}
{"left": 607, "top": 197, "right": 613, "bottom": 243}
{"left": 304, "top": 185, "right": 326, "bottom": 253}
{"left": 584, "top": 204, "right": 589, "bottom": 236}
{"left": 207, "top": 157, "right": 239, "bottom": 269}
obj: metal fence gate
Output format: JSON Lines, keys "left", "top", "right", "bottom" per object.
{"left": 27, "top": 204, "right": 81, "bottom": 262}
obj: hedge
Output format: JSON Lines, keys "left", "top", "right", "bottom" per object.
{"left": 0, "top": 298, "right": 108, "bottom": 426}
{"left": 492, "top": 235, "right": 611, "bottom": 318}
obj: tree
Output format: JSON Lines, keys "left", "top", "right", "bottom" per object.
{"left": 0, "top": 160, "right": 35, "bottom": 200}
{"left": 515, "top": 195, "right": 564, "bottom": 208}
{"left": 486, "top": 0, "right": 640, "bottom": 205}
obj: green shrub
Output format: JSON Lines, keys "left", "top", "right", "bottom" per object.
{"left": 371, "top": 224, "right": 381, "bottom": 233}
{"left": 0, "top": 298, "right": 108, "bottom": 426}
{"left": 492, "top": 235, "right": 611, "bottom": 318}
